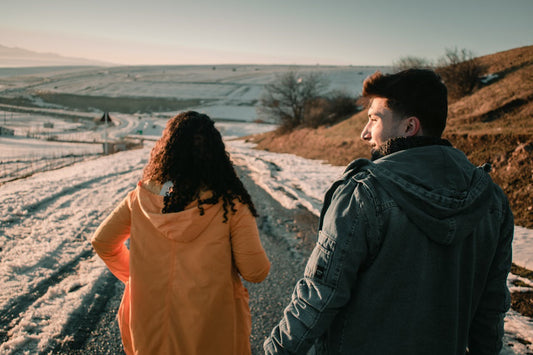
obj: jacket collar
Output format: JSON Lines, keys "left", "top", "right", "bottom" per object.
{"left": 371, "top": 136, "right": 452, "bottom": 161}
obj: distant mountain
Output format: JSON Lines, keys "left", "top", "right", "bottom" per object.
{"left": 0, "top": 44, "right": 118, "bottom": 67}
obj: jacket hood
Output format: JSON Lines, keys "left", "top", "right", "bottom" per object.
{"left": 348, "top": 145, "right": 493, "bottom": 245}
{"left": 135, "top": 182, "right": 223, "bottom": 242}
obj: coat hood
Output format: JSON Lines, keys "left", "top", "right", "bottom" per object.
{"left": 135, "top": 182, "right": 223, "bottom": 242}
{"left": 347, "top": 144, "right": 493, "bottom": 245}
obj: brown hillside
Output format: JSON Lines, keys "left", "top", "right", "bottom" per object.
{"left": 248, "top": 45, "right": 533, "bottom": 228}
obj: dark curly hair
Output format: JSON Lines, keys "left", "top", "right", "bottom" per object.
{"left": 142, "top": 111, "right": 257, "bottom": 222}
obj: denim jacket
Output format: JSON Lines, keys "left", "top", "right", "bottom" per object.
{"left": 264, "top": 142, "right": 513, "bottom": 355}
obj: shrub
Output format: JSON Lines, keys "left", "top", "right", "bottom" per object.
{"left": 258, "top": 70, "right": 360, "bottom": 130}
{"left": 435, "top": 48, "right": 485, "bottom": 100}
{"left": 304, "top": 90, "right": 359, "bottom": 128}
{"left": 258, "top": 69, "right": 329, "bottom": 131}
{"left": 392, "top": 56, "right": 432, "bottom": 72}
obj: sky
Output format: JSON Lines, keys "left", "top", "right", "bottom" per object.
{"left": 1, "top": 0, "right": 532, "bottom": 66}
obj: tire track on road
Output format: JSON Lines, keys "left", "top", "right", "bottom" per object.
{"left": 49, "top": 270, "right": 121, "bottom": 354}
{"left": 0, "top": 244, "right": 93, "bottom": 344}
{"left": 1, "top": 168, "right": 136, "bottom": 228}
{"left": 0, "top": 163, "right": 143, "bottom": 351}
{"left": 0, "top": 196, "right": 118, "bottom": 340}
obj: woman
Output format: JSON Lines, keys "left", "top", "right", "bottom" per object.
{"left": 92, "top": 111, "right": 270, "bottom": 355}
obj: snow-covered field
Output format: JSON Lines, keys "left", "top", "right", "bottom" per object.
{"left": 0, "top": 65, "right": 378, "bottom": 183}
{"left": 0, "top": 65, "right": 532, "bottom": 353}
{"left": 0, "top": 64, "right": 389, "bottom": 124}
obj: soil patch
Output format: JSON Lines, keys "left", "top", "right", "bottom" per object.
{"left": 511, "top": 291, "right": 533, "bottom": 318}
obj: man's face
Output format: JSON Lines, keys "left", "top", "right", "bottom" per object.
{"left": 360, "top": 97, "right": 407, "bottom": 150}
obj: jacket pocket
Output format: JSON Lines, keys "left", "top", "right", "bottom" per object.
{"left": 304, "top": 230, "right": 336, "bottom": 285}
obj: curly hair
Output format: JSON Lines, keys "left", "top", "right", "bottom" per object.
{"left": 142, "top": 111, "right": 258, "bottom": 222}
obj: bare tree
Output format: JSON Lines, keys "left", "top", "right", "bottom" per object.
{"left": 436, "top": 48, "right": 484, "bottom": 100}
{"left": 258, "top": 69, "right": 329, "bottom": 130}
{"left": 392, "top": 56, "right": 432, "bottom": 72}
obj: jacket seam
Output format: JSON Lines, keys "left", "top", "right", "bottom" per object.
{"left": 161, "top": 242, "right": 176, "bottom": 349}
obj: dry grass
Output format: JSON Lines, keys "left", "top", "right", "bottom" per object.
{"left": 248, "top": 45, "right": 533, "bottom": 228}
{"left": 446, "top": 65, "right": 533, "bottom": 135}
{"left": 512, "top": 292, "right": 533, "bottom": 319}
{"left": 249, "top": 110, "right": 371, "bottom": 166}
{"left": 476, "top": 45, "right": 533, "bottom": 75}
{"left": 512, "top": 263, "right": 533, "bottom": 280}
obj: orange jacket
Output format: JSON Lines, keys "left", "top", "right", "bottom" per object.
{"left": 91, "top": 181, "right": 270, "bottom": 355}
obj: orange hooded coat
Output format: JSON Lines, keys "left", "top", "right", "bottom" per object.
{"left": 91, "top": 182, "right": 270, "bottom": 355}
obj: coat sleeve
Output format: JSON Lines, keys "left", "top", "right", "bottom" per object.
{"left": 230, "top": 202, "right": 270, "bottom": 283}
{"left": 264, "top": 178, "right": 374, "bottom": 354}
{"left": 91, "top": 191, "right": 133, "bottom": 283}
{"left": 468, "top": 195, "right": 514, "bottom": 354}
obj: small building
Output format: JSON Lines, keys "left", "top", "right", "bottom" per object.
{"left": 102, "top": 139, "right": 143, "bottom": 155}
{"left": 0, "top": 126, "right": 15, "bottom": 136}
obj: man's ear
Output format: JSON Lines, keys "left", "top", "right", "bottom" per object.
{"left": 404, "top": 116, "right": 422, "bottom": 136}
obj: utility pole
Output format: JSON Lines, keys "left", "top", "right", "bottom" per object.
{"left": 104, "top": 112, "right": 108, "bottom": 154}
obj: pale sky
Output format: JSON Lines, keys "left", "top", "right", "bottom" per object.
{"left": 1, "top": 0, "right": 532, "bottom": 66}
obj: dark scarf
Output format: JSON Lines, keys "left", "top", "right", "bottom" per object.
{"left": 371, "top": 136, "right": 452, "bottom": 161}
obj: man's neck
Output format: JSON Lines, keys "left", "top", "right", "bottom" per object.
{"left": 371, "top": 136, "right": 452, "bottom": 161}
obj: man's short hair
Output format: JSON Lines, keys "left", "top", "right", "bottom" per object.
{"left": 362, "top": 69, "right": 448, "bottom": 137}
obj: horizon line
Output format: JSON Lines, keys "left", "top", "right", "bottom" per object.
{"left": 0, "top": 63, "right": 392, "bottom": 69}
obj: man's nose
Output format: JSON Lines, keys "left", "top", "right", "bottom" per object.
{"left": 361, "top": 125, "right": 371, "bottom": 141}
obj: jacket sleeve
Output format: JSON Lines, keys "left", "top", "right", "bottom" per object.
{"left": 264, "top": 178, "right": 374, "bottom": 354}
{"left": 230, "top": 202, "right": 270, "bottom": 283}
{"left": 468, "top": 195, "right": 514, "bottom": 354}
{"left": 91, "top": 191, "right": 133, "bottom": 283}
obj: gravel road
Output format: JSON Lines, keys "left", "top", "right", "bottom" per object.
{"left": 239, "top": 165, "right": 318, "bottom": 354}
{"left": 62, "top": 165, "right": 319, "bottom": 354}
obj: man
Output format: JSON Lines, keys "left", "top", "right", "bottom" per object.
{"left": 264, "top": 69, "right": 514, "bottom": 354}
